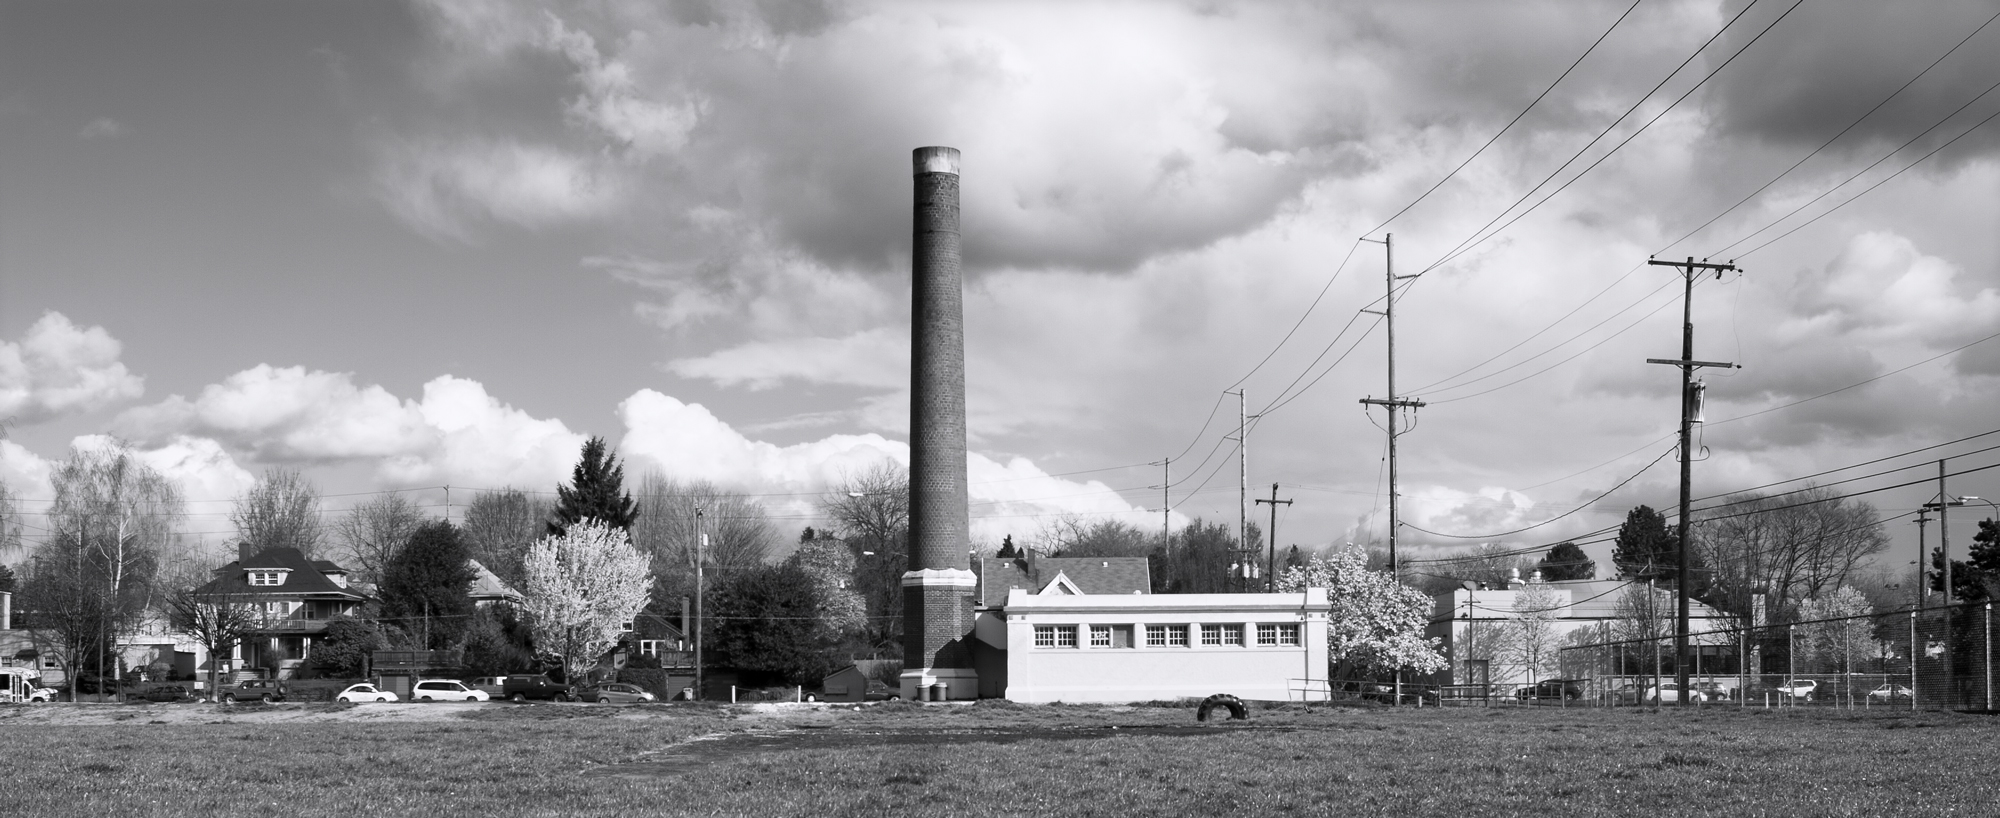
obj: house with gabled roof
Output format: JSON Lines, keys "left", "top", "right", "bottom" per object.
{"left": 193, "top": 544, "right": 367, "bottom": 679}
{"left": 467, "top": 559, "right": 522, "bottom": 608}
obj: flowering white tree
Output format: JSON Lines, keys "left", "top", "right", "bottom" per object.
{"left": 1796, "top": 584, "right": 1873, "bottom": 675}
{"left": 1276, "top": 546, "right": 1447, "bottom": 678}
{"left": 520, "top": 519, "right": 653, "bottom": 679}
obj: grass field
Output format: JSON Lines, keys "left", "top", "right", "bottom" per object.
{"left": 2, "top": 699, "right": 1993, "bottom": 817}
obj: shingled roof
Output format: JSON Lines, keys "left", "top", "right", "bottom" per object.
{"left": 975, "top": 551, "right": 1150, "bottom": 607}
{"left": 197, "top": 546, "right": 365, "bottom": 600}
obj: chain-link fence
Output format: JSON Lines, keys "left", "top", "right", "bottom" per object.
{"left": 1525, "top": 600, "right": 2000, "bottom": 711}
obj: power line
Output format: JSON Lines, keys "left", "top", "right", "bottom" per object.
{"left": 1401, "top": 445, "right": 1677, "bottom": 540}
{"left": 1656, "top": 6, "right": 2000, "bottom": 255}
{"left": 1731, "top": 98, "right": 2000, "bottom": 259}
{"left": 1416, "top": 0, "right": 1788, "bottom": 276}
{"left": 1365, "top": 0, "right": 1647, "bottom": 235}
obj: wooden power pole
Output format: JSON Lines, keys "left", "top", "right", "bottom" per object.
{"left": 1645, "top": 255, "right": 1738, "bottom": 707}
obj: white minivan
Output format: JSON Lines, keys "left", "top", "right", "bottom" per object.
{"left": 411, "top": 679, "right": 490, "bottom": 702}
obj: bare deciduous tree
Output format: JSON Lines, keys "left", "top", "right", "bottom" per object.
{"left": 631, "top": 472, "right": 775, "bottom": 609}
{"left": 460, "top": 487, "right": 552, "bottom": 590}
{"left": 29, "top": 441, "right": 181, "bottom": 699}
{"left": 817, "top": 462, "right": 909, "bottom": 647}
{"left": 231, "top": 468, "right": 325, "bottom": 558}
{"left": 1036, "top": 515, "right": 1150, "bottom": 558}
{"left": 1504, "top": 581, "right": 1563, "bottom": 688}
{"left": 1695, "top": 485, "right": 1888, "bottom": 627}
{"left": 334, "top": 493, "right": 425, "bottom": 585}
{"left": 162, "top": 567, "right": 260, "bottom": 701}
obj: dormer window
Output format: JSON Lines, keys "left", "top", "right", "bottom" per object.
{"left": 248, "top": 571, "right": 287, "bottom": 586}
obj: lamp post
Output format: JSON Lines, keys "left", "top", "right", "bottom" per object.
{"left": 1962, "top": 496, "right": 1999, "bottom": 712}
{"left": 693, "top": 506, "right": 704, "bottom": 702}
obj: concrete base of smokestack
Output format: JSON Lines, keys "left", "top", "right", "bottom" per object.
{"left": 900, "top": 569, "right": 977, "bottom": 700}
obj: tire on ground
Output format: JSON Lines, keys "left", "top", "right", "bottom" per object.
{"left": 1196, "top": 693, "right": 1247, "bottom": 722}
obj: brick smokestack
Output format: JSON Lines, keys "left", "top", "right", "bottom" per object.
{"left": 902, "top": 146, "right": 977, "bottom": 699}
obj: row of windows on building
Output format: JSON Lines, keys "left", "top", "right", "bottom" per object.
{"left": 1032, "top": 623, "right": 1301, "bottom": 649}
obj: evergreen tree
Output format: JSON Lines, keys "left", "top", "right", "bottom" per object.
{"left": 1612, "top": 505, "right": 1677, "bottom": 582}
{"left": 549, "top": 436, "right": 638, "bottom": 536}
{"left": 1537, "top": 541, "right": 1596, "bottom": 581}
{"left": 996, "top": 534, "right": 1017, "bottom": 559}
{"left": 0, "top": 562, "right": 15, "bottom": 594}
{"left": 378, "top": 520, "right": 477, "bottom": 650}
{"left": 1283, "top": 545, "right": 1307, "bottom": 571}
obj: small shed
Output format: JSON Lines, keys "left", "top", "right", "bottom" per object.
{"left": 821, "top": 665, "right": 870, "bottom": 703}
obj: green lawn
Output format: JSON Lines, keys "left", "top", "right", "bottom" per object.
{"left": 2, "top": 701, "right": 1992, "bottom": 817}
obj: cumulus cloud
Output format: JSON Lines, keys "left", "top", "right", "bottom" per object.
{"left": 1791, "top": 232, "right": 2000, "bottom": 346}
{"left": 374, "top": 138, "right": 624, "bottom": 240}
{"left": 78, "top": 117, "right": 124, "bottom": 139}
{"left": 114, "top": 368, "right": 585, "bottom": 489}
{"left": 666, "top": 327, "right": 906, "bottom": 391}
{"left": 616, "top": 389, "right": 1153, "bottom": 543}
{"left": 0, "top": 311, "right": 146, "bottom": 424}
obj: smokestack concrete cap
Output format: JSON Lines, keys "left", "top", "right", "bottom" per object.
{"left": 913, "top": 146, "right": 960, "bottom": 176}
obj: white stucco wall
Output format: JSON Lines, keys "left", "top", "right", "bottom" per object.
{"left": 997, "top": 588, "right": 1330, "bottom": 703}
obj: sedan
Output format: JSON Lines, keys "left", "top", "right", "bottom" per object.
{"left": 1867, "top": 684, "right": 1913, "bottom": 703}
{"left": 335, "top": 683, "right": 399, "bottom": 703}
{"left": 579, "top": 683, "right": 656, "bottom": 704}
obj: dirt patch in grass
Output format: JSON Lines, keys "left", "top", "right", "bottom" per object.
{"left": 589, "top": 722, "right": 1285, "bottom": 778}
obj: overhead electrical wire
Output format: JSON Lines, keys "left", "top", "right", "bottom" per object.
{"left": 1412, "top": 0, "right": 1778, "bottom": 276}
{"left": 1420, "top": 0, "right": 1806, "bottom": 277}
{"left": 1365, "top": 0, "right": 1647, "bottom": 236}
{"left": 1422, "top": 276, "right": 1693, "bottom": 404}
{"left": 1712, "top": 74, "right": 2000, "bottom": 257}
{"left": 1731, "top": 99, "right": 2000, "bottom": 259}
{"left": 1656, "top": 6, "right": 2000, "bottom": 255}
{"left": 1400, "top": 444, "right": 1678, "bottom": 540}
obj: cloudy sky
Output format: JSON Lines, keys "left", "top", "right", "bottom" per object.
{"left": 3, "top": 0, "right": 1997, "bottom": 578}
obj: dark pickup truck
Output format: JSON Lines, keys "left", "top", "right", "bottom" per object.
{"left": 501, "top": 674, "right": 575, "bottom": 702}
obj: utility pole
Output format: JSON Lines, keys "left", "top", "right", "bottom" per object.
{"left": 1645, "top": 255, "right": 1739, "bottom": 707}
{"left": 1225, "top": 390, "right": 1249, "bottom": 560}
{"left": 1913, "top": 511, "right": 1931, "bottom": 610}
{"left": 1359, "top": 233, "right": 1424, "bottom": 577}
{"left": 1921, "top": 463, "right": 1963, "bottom": 704}
{"left": 1158, "top": 458, "right": 1171, "bottom": 555}
{"left": 1256, "top": 483, "right": 1292, "bottom": 592}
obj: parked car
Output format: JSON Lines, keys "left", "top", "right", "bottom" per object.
{"left": 1693, "top": 682, "right": 1736, "bottom": 702}
{"left": 501, "top": 674, "right": 575, "bottom": 703}
{"left": 1868, "top": 683, "right": 1912, "bottom": 703}
{"left": 1514, "top": 680, "right": 1584, "bottom": 700}
{"left": 1336, "top": 680, "right": 1396, "bottom": 703}
{"left": 221, "top": 679, "right": 287, "bottom": 703}
{"left": 140, "top": 685, "right": 198, "bottom": 703}
{"left": 412, "top": 679, "right": 489, "bottom": 702}
{"left": 1777, "top": 679, "right": 1818, "bottom": 702}
{"left": 335, "top": 683, "right": 399, "bottom": 703}
{"left": 1645, "top": 681, "right": 1707, "bottom": 703}
{"left": 1611, "top": 683, "right": 1644, "bottom": 705}
{"left": 578, "top": 682, "right": 656, "bottom": 704}
{"left": 468, "top": 676, "right": 509, "bottom": 698}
